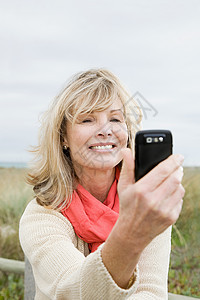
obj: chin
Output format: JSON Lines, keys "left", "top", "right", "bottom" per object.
{"left": 87, "top": 157, "right": 122, "bottom": 171}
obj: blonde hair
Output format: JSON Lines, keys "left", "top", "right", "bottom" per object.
{"left": 27, "top": 69, "right": 142, "bottom": 210}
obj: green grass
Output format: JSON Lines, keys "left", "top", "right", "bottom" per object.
{"left": 0, "top": 273, "right": 24, "bottom": 300}
{"left": 0, "top": 167, "right": 199, "bottom": 298}
{"left": 169, "top": 167, "right": 200, "bottom": 297}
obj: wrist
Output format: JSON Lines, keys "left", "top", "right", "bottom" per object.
{"left": 101, "top": 219, "right": 143, "bottom": 289}
{"left": 113, "top": 216, "right": 147, "bottom": 255}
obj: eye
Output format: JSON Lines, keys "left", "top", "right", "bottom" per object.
{"left": 110, "top": 118, "right": 121, "bottom": 122}
{"left": 82, "top": 119, "right": 93, "bottom": 123}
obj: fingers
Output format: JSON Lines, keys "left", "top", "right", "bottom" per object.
{"left": 118, "top": 148, "right": 135, "bottom": 193}
{"left": 153, "top": 166, "right": 184, "bottom": 200}
{"left": 146, "top": 173, "right": 185, "bottom": 227}
{"left": 139, "top": 154, "right": 184, "bottom": 192}
{"left": 162, "top": 186, "right": 184, "bottom": 226}
{"left": 170, "top": 198, "right": 184, "bottom": 225}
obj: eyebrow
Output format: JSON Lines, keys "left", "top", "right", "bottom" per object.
{"left": 81, "top": 109, "right": 124, "bottom": 117}
{"left": 110, "top": 109, "right": 124, "bottom": 114}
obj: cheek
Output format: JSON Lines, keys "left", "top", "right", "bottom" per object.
{"left": 114, "top": 124, "right": 128, "bottom": 145}
{"left": 69, "top": 127, "right": 92, "bottom": 150}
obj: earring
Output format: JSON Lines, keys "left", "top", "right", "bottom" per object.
{"left": 63, "top": 145, "right": 68, "bottom": 150}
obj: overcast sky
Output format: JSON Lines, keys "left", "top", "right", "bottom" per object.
{"left": 0, "top": 0, "right": 200, "bottom": 166}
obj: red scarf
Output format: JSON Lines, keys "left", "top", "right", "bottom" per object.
{"left": 61, "top": 168, "right": 120, "bottom": 253}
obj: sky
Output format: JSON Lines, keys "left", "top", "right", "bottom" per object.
{"left": 0, "top": 0, "right": 200, "bottom": 166}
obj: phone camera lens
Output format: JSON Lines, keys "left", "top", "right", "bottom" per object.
{"left": 146, "top": 137, "right": 152, "bottom": 143}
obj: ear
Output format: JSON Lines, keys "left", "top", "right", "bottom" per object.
{"left": 62, "top": 137, "right": 69, "bottom": 148}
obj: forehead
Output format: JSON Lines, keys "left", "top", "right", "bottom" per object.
{"left": 68, "top": 96, "right": 126, "bottom": 127}
{"left": 108, "top": 97, "right": 123, "bottom": 110}
{"left": 90, "top": 97, "right": 124, "bottom": 113}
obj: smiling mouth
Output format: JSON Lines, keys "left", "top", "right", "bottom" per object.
{"left": 89, "top": 145, "right": 116, "bottom": 150}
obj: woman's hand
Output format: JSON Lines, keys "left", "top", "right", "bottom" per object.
{"left": 101, "top": 148, "right": 184, "bottom": 289}
{"left": 117, "top": 148, "right": 185, "bottom": 251}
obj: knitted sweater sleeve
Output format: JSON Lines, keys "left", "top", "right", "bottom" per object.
{"left": 19, "top": 199, "right": 171, "bottom": 300}
{"left": 134, "top": 226, "right": 171, "bottom": 300}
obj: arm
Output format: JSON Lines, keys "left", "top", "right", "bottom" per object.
{"left": 101, "top": 149, "right": 184, "bottom": 298}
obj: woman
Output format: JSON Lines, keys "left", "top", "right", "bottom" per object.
{"left": 19, "top": 69, "right": 184, "bottom": 299}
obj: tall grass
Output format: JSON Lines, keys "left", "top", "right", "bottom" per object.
{"left": 0, "top": 167, "right": 199, "bottom": 298}
{"left": 169, "top": 167, "right": 200, "bottom": 297}
{"left": 0, "top": 168, "right": 33, "bottom": 260}
{"left": 0, "top": 167, "right": 33, "bottom": 299}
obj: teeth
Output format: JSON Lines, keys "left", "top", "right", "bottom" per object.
{"left": 90, "top": 145, "right": 113, "bottom": 150}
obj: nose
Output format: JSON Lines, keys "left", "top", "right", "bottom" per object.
{"left": 96, "top": 123, "right": 112, "bottom": 138}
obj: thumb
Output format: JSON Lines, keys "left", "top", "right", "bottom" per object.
{"left": 118, "top": 148, "right": 135, "bottom": 192}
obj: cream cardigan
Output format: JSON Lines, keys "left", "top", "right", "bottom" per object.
{"left": 19, "top": 199, "right": 171, "bottom": 299}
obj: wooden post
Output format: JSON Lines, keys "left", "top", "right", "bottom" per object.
{"left": 24, "top": 257, "right": 35, "bottom": 300}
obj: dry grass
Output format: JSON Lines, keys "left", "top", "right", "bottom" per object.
{"left": 0, "top": 167, "right": 33, "bottom": 299}
{"left": 0, "top": 167, "right": 33, "bottom": 260}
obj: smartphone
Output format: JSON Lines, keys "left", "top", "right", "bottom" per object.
{"left": 135, "top": 130, "right": 173, "bottom": 181}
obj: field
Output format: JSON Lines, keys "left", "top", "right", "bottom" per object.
{"left": 0, "top": 167, "right": 200, "bottom": 299}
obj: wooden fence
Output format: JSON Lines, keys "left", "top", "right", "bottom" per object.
{"left": 0, "top": 257, "right": 24, "bottom": 274}
{"left": 0, "top": 257, "right": 198, "bottom": 300}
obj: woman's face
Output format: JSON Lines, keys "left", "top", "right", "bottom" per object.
{"left": 65, "top": 97, "right": 129, "bottom": 174}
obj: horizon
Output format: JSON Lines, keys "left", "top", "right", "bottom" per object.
{"left": 0, "top": 161, "right": 200, "bottom": 168}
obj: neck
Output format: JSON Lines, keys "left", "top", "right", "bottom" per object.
{"left": 75, "top": 167, "right": 116, "bottom": 202}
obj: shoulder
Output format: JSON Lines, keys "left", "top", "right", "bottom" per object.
{"left": 20, "top": 199, "right": 72, "bottom": 225}
{"left": 19, "top": 199, "right": 76, "bottom": 248}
